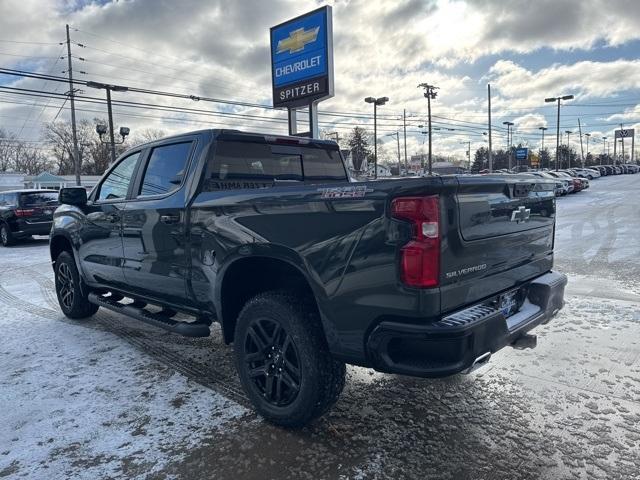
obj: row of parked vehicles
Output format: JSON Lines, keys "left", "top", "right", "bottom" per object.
{"left": 489, "top": 164, "right": 638, "bottom": 197}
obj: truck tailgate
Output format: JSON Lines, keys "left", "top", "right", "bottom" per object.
{"left": 439, "top": 175, "right": 556, "bottom": 313}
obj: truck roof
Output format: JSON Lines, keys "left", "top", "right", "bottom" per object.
{"left": 133, "top": 129, "right": 339, "bottom": 150}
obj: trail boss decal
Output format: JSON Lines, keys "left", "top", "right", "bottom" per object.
{"left": 318, "top": 186, "right": 373, "bottom": 199}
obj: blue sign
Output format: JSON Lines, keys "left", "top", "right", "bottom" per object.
{"left": 515, "top": 148, "right": 528, "bottom": 160}
{"left": 270, "top": 6, "right": 334, "bottom": 108}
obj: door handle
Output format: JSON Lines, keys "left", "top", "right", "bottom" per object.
{"left": 160, "top": 214, "right": 180, "bottom": 224}
{"left": 106, "top": 213, "right": 120, "bottom": 223}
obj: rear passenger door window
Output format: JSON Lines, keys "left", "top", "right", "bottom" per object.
{"left": 96, "top": 152, "right": 141, "bottom": 201}
{"left": 138, "top": 142, "right": 193, "bottom": 197}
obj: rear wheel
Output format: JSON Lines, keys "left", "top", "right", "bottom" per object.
{"left": 234, "top": 292, "right": 346, "bottom": 428}
{"left": 55, "top": 251, "right": 99, "bottom": 319}
{"left": 0, "top": 223, "right": 15, "bottom": 246}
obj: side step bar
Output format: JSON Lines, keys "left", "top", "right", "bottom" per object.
{"left": 88, "top": 293, "right": 211, "bottom": 338}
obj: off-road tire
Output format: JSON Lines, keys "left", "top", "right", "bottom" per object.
{"left": 54, "top": 251, "right": 99, "bottom": 319}
{"left": 234, "top": 291, "right": 346, "bottom": 428}
{"left": 0, "top": 223, "right": 15, "bottom": 246}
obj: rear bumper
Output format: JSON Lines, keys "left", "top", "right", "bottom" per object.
{"left": 366, "top": 271, "right": 567, "bottom": 378}
{"left": 13, "top": 219, "right": 52, "bottom": 237}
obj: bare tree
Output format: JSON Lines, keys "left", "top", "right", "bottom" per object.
{"left": 0, "top": 129, "right": 16, "bottom": 172}
{"left": 129, "top": 128, "right": 167, "bottom": 147}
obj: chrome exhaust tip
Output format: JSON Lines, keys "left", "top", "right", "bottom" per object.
{"left": 462, "top": 351, "right": 491, "bottom": 374}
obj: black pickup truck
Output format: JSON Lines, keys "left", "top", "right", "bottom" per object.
{"left": 50, "top": 129, "right": 567, "bottom": 427}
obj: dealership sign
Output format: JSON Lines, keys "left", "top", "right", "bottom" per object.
{"left": 270, "top": 6, "right": 334, "bottom": 108}
{"left": 614, "top": 129, "right": 634, "bottom": 138}
{"left": 515, "top": 148, "right": 528, "bottom": 161}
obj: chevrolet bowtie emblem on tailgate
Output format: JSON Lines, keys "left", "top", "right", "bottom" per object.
{"left": 511, "top": 206, "right": 531, "bottom": 224}
{"left": 277, "top": 27, "right": 320, "bottom": 54}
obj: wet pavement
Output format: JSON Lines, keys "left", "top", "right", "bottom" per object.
{"left": 1, "top": 174, "right": 639, "bottom": 479}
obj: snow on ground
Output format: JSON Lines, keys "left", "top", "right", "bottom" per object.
{"left": 0, "top": 174, "right": 639, "bottom": 479}
{"left": 0, "top": 255, "right": 247, "bottom": 479}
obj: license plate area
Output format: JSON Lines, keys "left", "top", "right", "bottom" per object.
{"left": 495, "top": 287, "right": 527, "bottom": 318}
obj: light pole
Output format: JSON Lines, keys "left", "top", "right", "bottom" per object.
{"left": 565, "top": 130, "right": 572, "bottom": 168}
{"left": 364, "top": 96, "right": 389, "bottom": 179}
{"left": 545, "top": 94, "right": 574, "bottom": 171}
{"left": 87, "top": 81, "right": 129, "bottom": 164}
{"left": 602, "top": 136, "right": 607, "bottom": 165}
{"left": 538, "top": 126, "right": 547, "bottom": 169}
{"left": 385, "top": 132, "right": 401, "bottom": 174}
{"left": 584, "top": 133, "right": 591, "bottom": 165}
{"left": 503, "top": 121, "right": 514, "bottom": 170}
{"left": 460, "top": 141, "right": 471, "bottom": 170}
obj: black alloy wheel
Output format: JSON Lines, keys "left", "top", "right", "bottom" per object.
{"left": 54, "top": 251, "right": 99, "bottom": 319}
{"left": 57, "top": 262, "right": 75, "bottom": 311}
{"left": 234, "top": 292, "right": 346, "bottom": 428}
{"left": 244, "top": 317, "right": 301, "bottom": 407}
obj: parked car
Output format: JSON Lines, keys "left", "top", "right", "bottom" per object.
{"left": 624, "top": 164, "right": 639, "bottom": 173}
{"left": 524, "top": 172, "right": 565, "bottom": 196}
{"left": 0, "top": 189, "right": 59, "bottom": 246}
{"left": 49, "top": 129, "right": 567, "bottom": 427}
{"left": 547, "top": 172, "right": 578, "bottom": 193}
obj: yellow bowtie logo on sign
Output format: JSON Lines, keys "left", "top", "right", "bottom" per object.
{"left": 277, "top": 27, "right": 320, "bottom": 54}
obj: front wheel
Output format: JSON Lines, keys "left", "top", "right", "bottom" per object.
{"left": 55, "top": 251, "right": 99, "bottom": 319}
{"left": 234, "top": 292, "right": 346, "bottom": 428}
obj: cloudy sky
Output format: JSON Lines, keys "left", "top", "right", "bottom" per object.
{"left": 1, "top": 0, "right": 640, "bottom": 161}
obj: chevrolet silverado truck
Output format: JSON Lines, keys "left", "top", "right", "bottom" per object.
{"left": 50, "top": 129, "right": 567, "bottom": 427}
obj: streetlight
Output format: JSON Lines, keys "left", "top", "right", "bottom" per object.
{"left": 87, "top": 81, "right": 129, "bottom": 164}
{"left": 503, "top": 121, "right": 514, "bottom": 170}
{"left": 385, "top": 132, "right": 401, "bottom": 175}
{"left": 565, "top": 130, "right": 572, "bottom": 168}
{"left": 545, "top": 94, "right": 574, "bottom": 171}
{"left": 602, "top": 136, "right": 607, "bottom": 165}
{"left": 460, "top": 141, "right": 471, "bottom": 170}
{"left": 364, "top": 96, "right": 389, "bottom": 179}
{"left": 538, "top": 126, "right": 548, "bottom": 169}
{"left": 584, "top": 133, "right": 591, "bottom": 166}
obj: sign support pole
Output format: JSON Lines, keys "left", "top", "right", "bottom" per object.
{"left": 288, "top": 108, "right": 297, "bottom": 136}
{"left": 309, "top": 101, "right": 319, "bottom": 139}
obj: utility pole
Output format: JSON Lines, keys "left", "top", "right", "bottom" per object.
{"left": 578, "top": 119, "right": 584, "bottom": 167}
{"left": 65, "top": 24, "right": 81, "bottom": 186}
{"left": 403, "top": 109, "right": 407, "bottom": 174}
{"left": 418, "top": 83, "right": 438, "bottom": 175}
{"left": 488, "top": 84, "right": 493, "bottom": 172}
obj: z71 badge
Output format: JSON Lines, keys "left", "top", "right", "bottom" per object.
{"left": 318, "top": 186, "right": 373, "bottom": 199}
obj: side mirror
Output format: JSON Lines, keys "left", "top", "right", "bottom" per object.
{"left": 59, "top": 187, "right": 87, "bottom": 207}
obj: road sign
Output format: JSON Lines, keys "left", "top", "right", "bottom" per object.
{"left": 614, "top": 129, "right": 634, "bottom": 138}
{"left": 270, "top": 6, "right": 334, "bottom": 108}
{"left": 515, "top": 148, "right": 528, "bottom": 161}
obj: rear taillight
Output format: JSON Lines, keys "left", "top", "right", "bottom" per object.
{"left": 391, "top": 195, "right": 440, "bottom": 288}
{"left": 15, "top": 209, "right": 35, "bottom": 217}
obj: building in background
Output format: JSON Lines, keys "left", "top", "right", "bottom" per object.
{"left": 0, "top": 172, "right": 101, "bottom": 192}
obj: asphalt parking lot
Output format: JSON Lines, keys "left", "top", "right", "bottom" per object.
{"left": 1, "top": 173, "right": 639, "bottom": 480}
